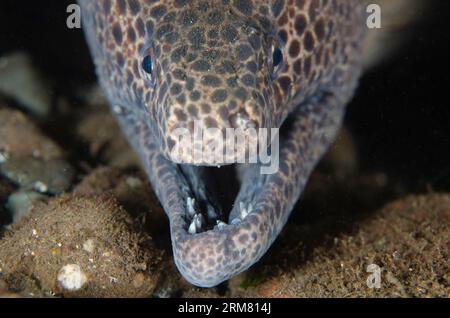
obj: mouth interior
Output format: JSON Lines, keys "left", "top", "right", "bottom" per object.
{"left": 176, "top": 108, "right": 296, "bottom": 235}
{"left": 178, "top": 163, "right": 243, "bottom": 234}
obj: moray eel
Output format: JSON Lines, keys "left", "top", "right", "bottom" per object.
{"left": 79, "top": 0, "right": 365, "bottom": 287}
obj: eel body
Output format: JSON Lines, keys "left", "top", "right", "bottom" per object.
{"left": 79, "top": 0, "right": 365, "bottom": 287}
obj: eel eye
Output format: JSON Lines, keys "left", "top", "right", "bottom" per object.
{"left": 140, "top": 48, "right": 156, "bottom": 87}
{"left": 142, "top": 55, "right": 153, "bottom": 75}
{"left": 269, "top": 37, "right": 285, "bottom": 79}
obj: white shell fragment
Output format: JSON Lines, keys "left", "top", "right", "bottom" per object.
{"left": 57, "top": 264, "right": 88, "bottom": 291}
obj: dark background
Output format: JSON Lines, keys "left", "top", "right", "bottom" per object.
{"left": 0, "top": 0, "right": 449, "bottom": 191}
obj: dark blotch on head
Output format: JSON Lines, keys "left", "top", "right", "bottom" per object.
{"left": 116, "top": 0, "right": 126, "bottom": 14}
{"left": 238, "top": 234, "right": 249, "bottom": 244}
{"left": 187, "top": 27, "right": 206, "bottom": 47}
{"left": 116, "top": 52, "right": 125, "bottom": 67}
{"left": 207, "top": 10, "right": 224, "bottom": 25}
{"left": 111, "top": 24, "right": 123, "bottom": 45}
{"left": 128, "top": 0, "right": 140, "bottom": 15}
{"left": 304, "top": 31, "right": 315, "bottom": 52}
{"left": 181, "top": 10, "right": 197, "bottom": 26}
{"left": 212, "top": 89, "right": 228, "bottom": 103}
{"left": 173, "top": 69, "right": 187, "bottom": 81}
{"left": 171, "top": 46, "right": 187, "bottom": 63}
{"left": 236, "top": 44, "right": 253, "bottom": 61}
{"left": 233, "top": 0, "right": 253, "bottom": 15}
{"left": 201, "top": 75, "right": 222, "bottom": 87}
{"left": 170, "top": 83, "right": 182, "bottom": 96}
{"left": 127, "top": 27, "right": 136, "bottom": 42}
{"left": 208, "top": 29, "right": 220, "bottom": 39}
{"left": 234, "top": 87, "right": 247, "bottom": 101}
{"left": 294, "top": 14, "right": 307, "bottom": 36}
{"left": 278, "top": 76, "right": 291, "bottom": 94}
{"left": 192, "top": 60, "right": 211, "bottom": 72}
{"left": 150, "top": 4, "right": 167, "bottom": 20}
{"left": 103, "top": 0, "right": 112, "bottom": 14}
{"left": 314, "top": 19, "right": 326, "bottom": 41}
{"left": 222, "top": 25, "right": 239, "bottom": 43}
{"left": 177, "top": 94, "right": 187, "bottom": 105}
{"left": 174, "top": 109, "right": 187, "bottom": 121}
{"left": 246, "top": 61, "right": 257, "bottom": 73}
{"left": 293, "top": 59, "right": 302, "bottom": 75}
{"left": 205, "top": 117, "right": 218, "bottom": 128}
{"left": 190, "top": 91, "right": 201, "bottom": 101}
{"left": 135, "top": 18, "right": 145, "bottom": 37}
{"left": 242, "top": 74, "right": 255, "bottom": 87}
{"left": 289, "top": 40, "right": 300, "bottom": 57}
{"left": 174, "top": 0, "right": 188, "bottom": 7}
{"left": 187, "top": 104, "right": 199, "bottom": 117}
{"left": 304, "top": 56, "right": 312, "bottom": 76}
{"left": 271, "top": 0, "right": 285, "bottom": 17}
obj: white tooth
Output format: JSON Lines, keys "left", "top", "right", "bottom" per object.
{"left": 187, "top": 197, "right": 196, "bottom": 217}
{"left": 216, "top": 220, "right": 227, "bottom": 230}
{"left": 239, "top": 202, "right": 254, "bottom": 219}
{"left": 188, "top": 220, "right": 197, "bottom": 234}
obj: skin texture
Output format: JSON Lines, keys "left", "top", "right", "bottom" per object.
{"left": 79, "top": 0, "right": 365, "bottom": 287}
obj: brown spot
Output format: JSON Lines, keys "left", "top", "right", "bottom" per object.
{"left": 314, "top": 19, "right": 326, "bottom": 41}
{"left": 278, "top": 11, "right": 288, "bottom": 27}
{"left": 174, "top": 109, "right": 187, "bottom": 121}
{"left": 278, "top": 29, "right": 288, "bottom": 44}
{"left": 304, "top": 56, "right": 312, "bottom": 77}
{"left": 111, "top": 23, "right": 123, "bottom": 45}
{"left": 294, "top": 14, "right": 307, "bottom": 36}
{"left": 293, "top": 59, "right": 302, "bottom": 75}
{"left": 289, "top": 40, "right": 300, "bottom": 58}
{"left": 278, "top": 76, "right": 291, "bottom": 94}
{"left": 304, "top": 31, "right": 315, "bottom": 52}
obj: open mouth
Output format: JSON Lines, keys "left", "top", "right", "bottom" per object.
{"left": 144, "top": 91, "right": 344, "bottom": 287}
{"left": 165, "top": 118, "right": 286, "bottom": 237}
{"left": 169, "top": 112, "right": 296, "bottom": 237}
{"left": 178, "top": 162, "right": 263, "bottom": 235}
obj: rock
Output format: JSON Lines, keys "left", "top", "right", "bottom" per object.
{"left": 74, "top": 167, "right": 169, "bottom": 248}
{"left": 0, "top": 178, "right": 15, "bottom": 226}
{"left": 6, "top": 190, "right": 48, "bottom": 224}
{"left": 0, "top": 279, "right": 22, "bottom": 298}
{"left": 0, "top": 52, "right": 51, "bottom": 118}
{"left": 0, "top": 108, "right": 63, "bottom": 161}
{"left": 1, "top": 156, "right": 75, "bottom": 195}
{"left": 0, "top": 194, "right": 164, "bottom": 297}
{"left": 0, "top": 108, "right": 75, "bottom": 195}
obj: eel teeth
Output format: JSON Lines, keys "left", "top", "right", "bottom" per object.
{"left": 186, "top": 197, "right": 196, "bottom": 217}
{"left": 239, "top": 202, "right": 253, "bottom": 219}
{"left": 188, "top": 213, "right": 204, "bottom": 234}
{"left": 215, "top": 220, "right": 227, "bottom": 230}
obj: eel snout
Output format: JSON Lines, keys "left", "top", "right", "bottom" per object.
{"left": 145, "top": 96, "right": 345, "bottom": 287}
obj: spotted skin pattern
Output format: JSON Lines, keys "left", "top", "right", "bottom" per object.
{"left": 79, "top": 0, "right": 365, "bottom": 287}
